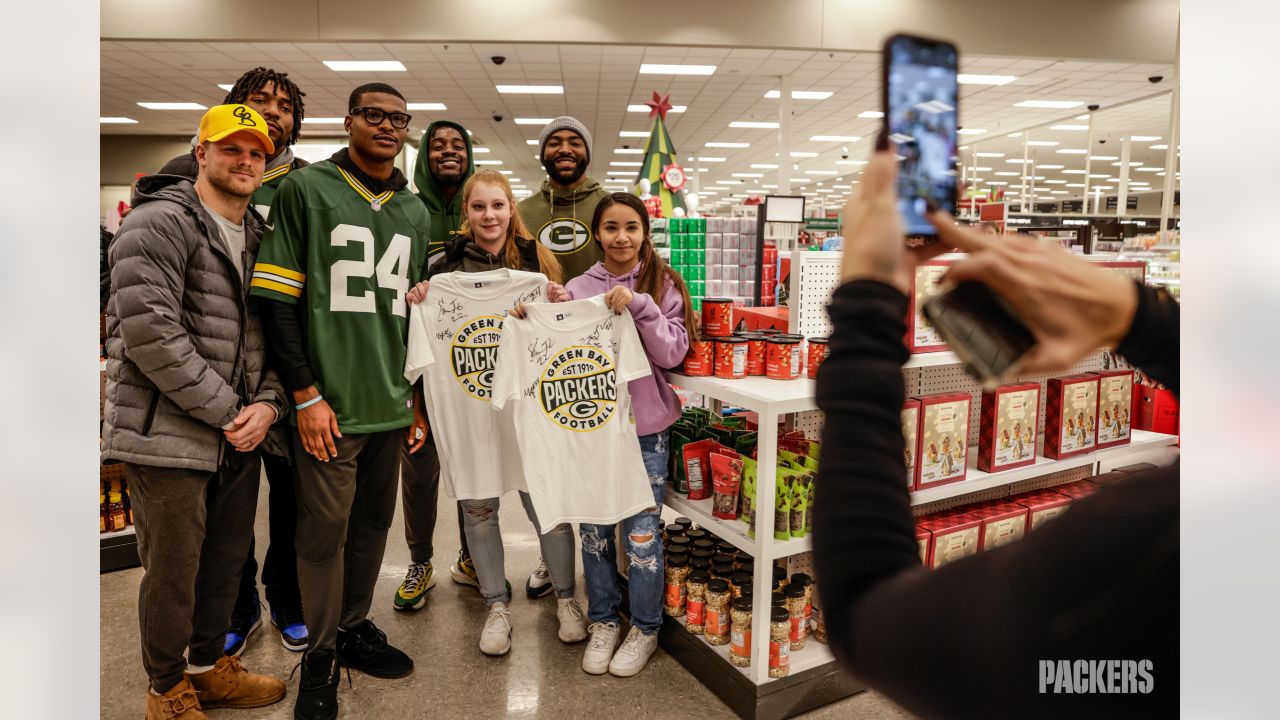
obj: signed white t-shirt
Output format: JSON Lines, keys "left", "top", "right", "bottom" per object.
{"left": 404, "top": 268, "right": 547, "bottom": 500}
{"left": 491, "top": 296, "right": 655, "bottom": 530}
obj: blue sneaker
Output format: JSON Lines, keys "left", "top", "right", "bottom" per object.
{"left": 271, "top": 607, "right": 309, "bottom": 652}
{"left": 224, "top": 597, "right": 262, "bottom": 657}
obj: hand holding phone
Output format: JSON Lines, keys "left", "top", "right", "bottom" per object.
{"left": 922, "top": 280, "right": 1036, "bottom": 389}
{"left": 883, "top": 34, "right": 959, "bottom": 236}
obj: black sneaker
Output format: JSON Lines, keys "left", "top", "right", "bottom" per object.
{"left": 293, "top": 650, "right": 339, "bottom": 720}
{"left": 337, "top": 619, "right": 414, "bottom": 679}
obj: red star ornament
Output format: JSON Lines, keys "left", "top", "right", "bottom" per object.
{"left": 645, "top": 91, "right": 674, "bottom": 120}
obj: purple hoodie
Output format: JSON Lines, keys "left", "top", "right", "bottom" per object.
{"left": 566, "top": 261, "right": 689, "bottom": 437}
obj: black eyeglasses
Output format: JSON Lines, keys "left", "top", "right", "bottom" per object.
{"left": 349, "top": 106, "right": 412, "bottom": 129}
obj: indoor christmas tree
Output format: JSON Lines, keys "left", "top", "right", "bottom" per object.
{"left": 635, "top": 91, "right": 688, "bottom": 218}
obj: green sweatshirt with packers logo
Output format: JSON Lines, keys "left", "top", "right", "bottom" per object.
{"left": 517, "top": 177, "right": 607, "bottom": 282}
{"left": 413, "top": 120, "right": 475, "bottom": 266}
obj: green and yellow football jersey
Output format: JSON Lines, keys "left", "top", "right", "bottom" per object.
{"left": 250, "top": 160, "right": 431, "bottom": 433}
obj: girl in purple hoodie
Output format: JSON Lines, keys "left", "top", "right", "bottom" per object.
{"left": 565, "top": 192, "right": 695, "bottom": 678}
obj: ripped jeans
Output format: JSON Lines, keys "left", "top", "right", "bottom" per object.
{"left": 579, "top": 430, "right": 669, "bottom": 635}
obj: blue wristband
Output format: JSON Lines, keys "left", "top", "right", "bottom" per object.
{"left": 295, "top": 395, "right": 324, "bottom": 411}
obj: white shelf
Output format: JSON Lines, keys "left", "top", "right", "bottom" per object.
{"left": 910, "top": 429, "right": 1177, "bottom": 506}
{"left": 1149, "top": 278, "right": 1180, "bottom": 286}
{"left": 101, "top": 526, "right": 135, "bottom": 540}
{"left": 668, "top": 613, "right": 835, "bottom": 686}
{"left": 669, "top": 374, "right": 817, "bottom": 415}
{"left": 904, "top": 351, "right": 961, "bottom": 368}
{"left": 665, "top": 493, "right": 813, "bottom": 558}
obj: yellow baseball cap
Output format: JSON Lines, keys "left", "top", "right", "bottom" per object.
{"left": 198, "top": 104, "right": 275, "bottom": 155}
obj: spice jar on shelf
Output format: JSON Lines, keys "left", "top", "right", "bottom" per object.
{"left": 730, "top": 572, "right": 751, "bottom": 599}
{"left": 663, "top": 555, "right": 691, "bottom": 617}
{"left": 791, "top": 573, "right": 814, "bottom": 622}
{"left": 712, "top": 561, "right": 735, "bottom": 580}
{"left": 773, "top": 565, "right": 787, "bottom": 587}
{"left": 690, "top": 557, "right": 712, "bottom": 576}
{"left": 705, "top": 579, "right": 732, "bottom": 645}
{"left": 685, "top": 571, "right": 710, "bottom": 636}
{"left": 769, "top": 606, "right": 792, "bottom": 678}
{"left": 785, "top": 584, "right": 808, "bottom": 650}
{"left": 729, "top": 597, "right": 753, "bottom": 667}
{"left": 692, "top": 538, "right": 716, "bottom": 555}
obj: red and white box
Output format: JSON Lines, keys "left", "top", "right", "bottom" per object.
{"left": 1054, "top": 479, "right": 1099, "bottom": 502}
{"left": 906, "top": 260, "right": 952, "bottom": 353}
{"left": 922, "top": 511, "right": 983, "bottom": 569}
{"left": 915, "top": 522, "right": 932, "bottom": 567}
{"left": 973, "top": 500, "right": 1031, "bottom": 550}
{"left": 977, "top": 382, "right": 1041, "bottom": 473}
{"left": 902, "top": 399, "right": 921, "bottom": 488}
{"left": 1011, "top": 490, "right": 1073, "bottom": 531}
{"left": 1093, "top": 369, "right": 1134, "bottom": 449}
{"left": 915, "top": 392, "right": 971, "bottom": 489}
{"left": 1044, "top": 374, "right": 1099, "bottom": 459}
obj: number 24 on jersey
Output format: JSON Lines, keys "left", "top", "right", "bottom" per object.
{"left": 328, "top": 223, "right": 411, "bottom": 317}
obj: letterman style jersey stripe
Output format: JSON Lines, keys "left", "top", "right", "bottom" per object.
{"left": 251, "top": 159, "right": 431, "bottom": 433}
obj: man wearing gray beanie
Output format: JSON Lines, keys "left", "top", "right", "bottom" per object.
{"left": 518, "top": 115, "right": 608, "bottom": 282}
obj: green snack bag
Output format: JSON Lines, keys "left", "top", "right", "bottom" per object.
{"left": 806, "top": 474, "right": 815, "bottom": 535}
{"left": 778, "top": 449, "right": 802, "bottom": 466}
{"left": 774, "top": 471, "right": 793, "bottom": 541}
{"left": 734, "top": 432, "right": 758, "bottom": 456}
{"left": 686, "top": 406, "right": 714, "bottom": 426}
{"left": 670, "top": 427, "right": 693, "bottom": 494}
{"left": 718, "top": 415, "right": 748, "bottom": 430}
{"left": 800, "top": 456, "right": 819, "bottom": 473}
{"left": 790, "top": 475, "right": 811, "bottom": 539}
{"left": 805, "top": 440, "right": 822, "bottom": 463}
{"left": 705, "top": 425, "right": 734, "bottom": 445}
{"left": 740, "top": 456, "right": 756, "bottom": 529}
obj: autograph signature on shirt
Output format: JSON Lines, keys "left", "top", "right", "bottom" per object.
{"left": 580, "top": 317, "right": 614, "bottom": 348}
{"left": 436, "top": 298, "right": 466, "bottom": 323}
{"left": 528, "top": 337, "right": 554, "bottom": 366}
{"left": 516, "top": 285, "right": 545, "bottom": 306}
{"left": 435, "top": 329, "right": 453, "bottom": 342}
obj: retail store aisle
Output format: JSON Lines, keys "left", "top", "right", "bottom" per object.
{"left": 99, "top": 467, "right": 915, "bottom": 719}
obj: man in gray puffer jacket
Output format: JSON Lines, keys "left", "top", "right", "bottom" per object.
{"left": 102, "top": 104, "right": 288, "bottom": 720}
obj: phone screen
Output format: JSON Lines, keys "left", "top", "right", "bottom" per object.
{"left": 884, "top": 35, "right": 959, "bottom": 235}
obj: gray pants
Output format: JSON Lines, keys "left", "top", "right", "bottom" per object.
{"left": 128, "top": 451, "right": 261, "bottom": 693}
{"left": 460, "top": 491, "right": 575, "bottom": 606}
{"left": 292, "top": 430, "right": 401, "bottom": 654}
{"left": 400, "top": 439, "right": 469, "bottom": 563}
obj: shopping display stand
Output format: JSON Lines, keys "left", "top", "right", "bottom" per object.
{"left": 100, "top": 358, "right": 140, "bottom": 573}
{"left": 662, "top": 249, "right": 1178, "bottom": 718}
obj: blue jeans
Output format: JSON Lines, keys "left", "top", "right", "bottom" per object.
{"left": 579, "top": 430, "right": 669, "bottom": 635}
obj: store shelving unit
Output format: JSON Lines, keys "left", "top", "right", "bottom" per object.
{"left": 664, "top": 369, "right": 1177, "bottom": 719}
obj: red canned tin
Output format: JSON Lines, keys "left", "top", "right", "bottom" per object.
{"left": 702, "top": 298, "right": 734, "bottom": 337}
{"left": 713, "top": 337, "right": 748, "bottom": 379}
{"left": 807, "top": 337, "right": 829, "bottom": 379}
{"left": 765, "top": 337, "right": 802, "bottom": 380}
{"left": 737, "top": 333, "right": 767, "bottom": 376}
{"left": 683, "top": 337, "right": 714, "bottom": 376}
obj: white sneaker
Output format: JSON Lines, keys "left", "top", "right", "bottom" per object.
{"left": 608, "top": 626, "right": 658, "bottom": 677}
{"left": 556, "top": 598, "right": 588, "bottom": 642}
{"left": 581, "top": 622, "right": 620, "bottom": 675}
{"left": 479, "top": 602, "right": 512, "bottom": 656}
{"left": 526, "top": 558, "right": 554, "bottom": 599}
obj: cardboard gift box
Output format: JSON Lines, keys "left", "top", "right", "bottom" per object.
{"left": 1134, "top": 384, "right": 1179, "bottom": 435}
{"left": 977, "top": 382, "right": 1041, "bottom": 473}
{"left": 1044, "top": 374, "right": 1100, "bottom": 459}
{"left": 901, "top": 399, "right": 921, "bottom": 489}
{"left": 1011, "top": 490, "right": 1073, "bottom": 530}
{"left": 906, "top": 260, "right": 952, "bottom": 353}
{"left": 915, "top": 522, "right": 932, "bottom": 567}
{"left": 974, "top": 500, "right": 1031, "bottom": 550}
{"left": 1054, "top": 479, "right": 1099, "bottom": 502}
{"left": 922, "top": 511, "right": 983, "bottom": 569}
{"left": 915, "top": 392, "right": 972, "bottom": 489}
{"left": 1094, "top": 370, "right": 1135, "bottom": 449}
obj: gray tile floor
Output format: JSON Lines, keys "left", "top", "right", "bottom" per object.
{"left": 100, "top": 468, "right": 916, "bottom": 719}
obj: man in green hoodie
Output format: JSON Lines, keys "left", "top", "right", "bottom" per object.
{"left": 517, "top": 116, "right": 608, "bottom": 283}
{"left": 395, "top": 120, "right": 484, "bottom": 611}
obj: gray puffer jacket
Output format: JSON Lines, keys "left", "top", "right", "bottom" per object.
{"left": 102, "top": 175, "right": 285, "bottom": 471}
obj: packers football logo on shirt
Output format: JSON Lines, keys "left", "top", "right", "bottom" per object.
{"left": 451, "top": 316, "right": 504, "bottom": 400}
{"left": 538, "top": 218, "right": 591, "bottom": 254}
{"left": 538, "top": 345, "right": 618, "bottom": 431}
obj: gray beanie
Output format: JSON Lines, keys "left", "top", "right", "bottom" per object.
{"left": 539, "top": 116, "right": 592, "bottom": 164}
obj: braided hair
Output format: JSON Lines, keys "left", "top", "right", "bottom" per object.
{"left": 221, "top": 67, "right": 306, "bottom": 146}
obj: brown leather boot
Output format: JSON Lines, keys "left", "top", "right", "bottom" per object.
{"left": 145, "top": 677, "right": 207, "bottom": 719}
{"left": 186, "top": 655, "right": 287, "bottom": 709}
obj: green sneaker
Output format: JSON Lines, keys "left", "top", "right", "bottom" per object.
{"left": 393, "top": 562, "right": 436, "bottom": 611}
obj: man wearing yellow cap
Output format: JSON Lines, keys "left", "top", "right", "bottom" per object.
{"left": 103, "top": 105, "right": 290, "bottom": 719}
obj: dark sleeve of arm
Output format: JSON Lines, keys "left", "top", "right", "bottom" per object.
{"left": 258, "top": 298, "right": 315, "bottom": 392}
{"left": 1115, "top": 283, "right": 1179, "bottom": 396}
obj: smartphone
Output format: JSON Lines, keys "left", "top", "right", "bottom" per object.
{"left": 882, "top": 34, "right": 959, "bottom": 236}
{"left": 922, "top": 281, "right": 1036, "bottom": 390}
